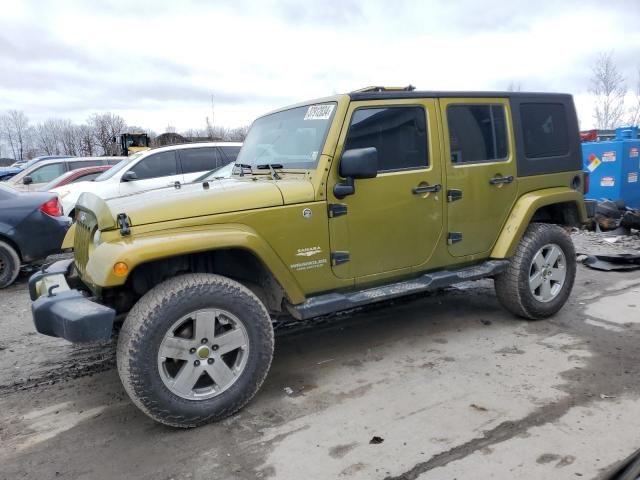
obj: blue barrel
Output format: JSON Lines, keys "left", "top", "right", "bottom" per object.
{"left": 583, "top": 127, "right": 640, "bottom": 208}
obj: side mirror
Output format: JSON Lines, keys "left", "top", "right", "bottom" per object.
{"left": 122, "top": 170, "right": 138, "bottom": 182}
{"left": 22, "top": 175, "right": 33, "bottom": 185}
{"left": 334, "top": 147, "right": 378, "bottom": 198}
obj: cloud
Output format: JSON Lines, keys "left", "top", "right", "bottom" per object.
{"left": 0, "top": 0, "right": 639, "bottom": 131}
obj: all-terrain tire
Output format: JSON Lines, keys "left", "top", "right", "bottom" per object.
{"left": 0, "top": 241, "right": 20, "bottom": 288}
{"left": 494, "top": 223, "right": 576, "bottom": 320}
{"left": 117, "top": 273, "right": 274, "bottom": 428}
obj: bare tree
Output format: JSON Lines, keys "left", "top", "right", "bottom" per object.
{"left": 627, "top": 67, "right": 640, "bottom": 126}
{"left": 0, "top": 110, "right": 30, "bottom": 161}
{"left": 34, "top": 119, "right": 63, "bottom": 155}
{"left": 77, "top": 124, "right": 96, "bottom": 156}
{"left": 59, "top": 120, "right": 81, "bottom": 156}
{"left": 227, "top": 125, "right": 250, "bottom": 142}
{"left": 89, "top": 112, "right": 126, "bottom": 155}
{"left": 589, "top": 52, "right": 627, "bottom": 129}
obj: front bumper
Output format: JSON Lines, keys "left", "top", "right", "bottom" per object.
{"left": 29, "top": 260, "right": 115, "bottom": 343}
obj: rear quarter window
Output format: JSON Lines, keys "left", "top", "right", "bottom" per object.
{"left": 520, "top": 103, "right": 570, "bottom": 158}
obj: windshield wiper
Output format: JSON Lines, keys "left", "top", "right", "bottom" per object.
{"left": 256, "top": 163, "right": 283, "bottom": 180}
{"left": 233, "top": 163, "right": 253, "bottom": 177}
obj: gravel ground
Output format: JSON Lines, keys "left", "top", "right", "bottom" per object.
{"left": 571, "top": 228, "right": 640, "bottom": 256}
{"left": 2, "top": 253, "right": 640, "bottom": 479}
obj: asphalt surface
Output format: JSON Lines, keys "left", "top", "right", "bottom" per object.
{"left": 1, "top": 259, "right": 640, "bottom": 479}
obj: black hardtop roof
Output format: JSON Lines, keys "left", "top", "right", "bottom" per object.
{"left": 348, "top": 90, "right": 573, "bottom": 101}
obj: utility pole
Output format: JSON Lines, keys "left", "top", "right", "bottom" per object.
{"left": 211, "top": 95, "right": 215, "bottom": 131}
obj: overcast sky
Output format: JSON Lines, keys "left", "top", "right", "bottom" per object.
{"left": 1, "top": 0, "right": 639, "bottom": 132}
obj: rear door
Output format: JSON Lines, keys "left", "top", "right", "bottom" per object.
{"left": 118, "top": 150, "right": 183, "bottom": 195}
{"left": 440, "top": 98, "right": 518, "bottom": 257}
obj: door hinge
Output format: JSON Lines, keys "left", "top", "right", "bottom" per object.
{"left": 447, "top": 232, "right": 463, "bottom": 245}
{"left": 447, "top": 189, "right": 462, "bottom": 202}
{"left": 331, "top": 251, "right": 350, "bottom": 266}
{"left": 328, "top": 203, "right": 348, "bottom": 218}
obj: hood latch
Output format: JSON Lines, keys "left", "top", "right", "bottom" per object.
{"left": 117, "top": 213, "right": 131, "bottom": 236}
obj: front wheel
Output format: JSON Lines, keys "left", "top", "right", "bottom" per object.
{"left": 494, "top": 223, "right": 576, "bottom": 320}
{"left": 117, "top": 273, "right": 274, "bottom": 428}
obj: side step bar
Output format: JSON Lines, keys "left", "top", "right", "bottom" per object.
{"left": 286, "top": 260, "right": 510, "bottom": 320}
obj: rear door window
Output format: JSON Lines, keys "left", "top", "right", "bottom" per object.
{"left": 178, "top": 147, "right": 220, "bottom": 174}
{"left": 130, "top": 151, "right": 178, "bottom": 180}
{"left": 520, "top": 103, "right": 570, "bottom": 158}
{"left": 447, "top": 104, "right": 508, "bottom": 164}
{"left": 219, "top": 146, "right": 241, "bottom": 164}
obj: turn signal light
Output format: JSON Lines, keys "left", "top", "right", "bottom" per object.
{"left": 113, "top": 262, "right": 129, "bottom": 277}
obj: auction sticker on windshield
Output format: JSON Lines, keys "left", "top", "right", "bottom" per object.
{"left": 304, "top": 104, "right": 335, "bottom": 120}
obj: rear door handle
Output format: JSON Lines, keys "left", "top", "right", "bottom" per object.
{"left": 412, "top": 184, "right": 441, "bottom": 194}
{"left": 489, "top": 175, "right": 514, "bottom": 185}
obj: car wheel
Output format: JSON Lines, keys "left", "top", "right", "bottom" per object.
{"left": 494, "top": 223, "right": 576, "bottom": 320}
{"left": 0, "top": 240, "right": 20, "bottom": 288}
{"left": 117, "top": 273, "right": 274, "bottom": 428}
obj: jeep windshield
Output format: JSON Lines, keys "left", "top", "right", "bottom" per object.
{"left": 235, "top": 102, "right": 336, "bottom": 170}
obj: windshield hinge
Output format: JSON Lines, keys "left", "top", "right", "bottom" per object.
{"left": 117, "top": 213, "right": 131, "bottom": 236}
{"left": 328, "top": 203, "right": 348, "bottom": 218}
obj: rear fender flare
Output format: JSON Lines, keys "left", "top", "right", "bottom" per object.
{"left": 491, "top": 188, "right": 587, "bottom": 258}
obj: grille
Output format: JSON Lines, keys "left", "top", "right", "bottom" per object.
{"left": 74, "top": 210, "right": 97, "bottom": 277}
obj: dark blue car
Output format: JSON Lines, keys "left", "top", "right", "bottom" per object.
{"left": 0, "top": 155, "right": 72, "bottom": 181}
{"left": 0, "top": 184, "right": 71, "bottom": 288}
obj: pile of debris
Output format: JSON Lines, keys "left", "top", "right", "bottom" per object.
{"left": 575, "top": 199, "right": 640, "bottom": 271}
{"left": 590, "top": 199, "right": 640, "bottom": 234}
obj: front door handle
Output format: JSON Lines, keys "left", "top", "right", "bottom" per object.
{"left": 489, "top": 175, "right": 514, "bottom": 185}
{"left": 412, "top": 183, "right": 441, "bottom": 194}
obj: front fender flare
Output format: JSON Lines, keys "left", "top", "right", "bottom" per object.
{"left": 84, "top": 224, "right": 306, "bottom": 304}
{"left": 491, "top": 188, "right": 587, "bottom": 259}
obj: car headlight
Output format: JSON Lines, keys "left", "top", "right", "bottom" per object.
{"left": 93, "top": 229, "right": 102, "bottom": 245}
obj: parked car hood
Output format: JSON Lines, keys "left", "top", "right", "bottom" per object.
{"left": 0, "top": 166, "right": 22, "bottom": 178}
{"left": 90, "top": 177, "right": 315, "bottom": 228}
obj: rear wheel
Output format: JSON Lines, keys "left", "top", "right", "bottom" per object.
{"left": 0, "top": 241, "right": 20, "bottom": 288}
{"left": 495, "top": 223, "right": 576, "bottom": 320}
{"left": 117, "top": 273, "right": 274, "bottom": 428}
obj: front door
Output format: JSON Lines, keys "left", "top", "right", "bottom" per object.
{"left": 440, "top": 98, "right": 518, "bottom": 257}
{"left": 328, "top": 100, "right": 444, "bottom": 280}
{"left": 118, "top": 150, "right": 184, "bottom": 195}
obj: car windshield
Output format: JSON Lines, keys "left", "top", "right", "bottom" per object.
{"left": 235, "top": 103, "right": 336, "bottom": 170}
{"left": 94, "top": 153, "right": 142, "bottom": 181}
{"left": 18, "top": 158, "right": 41, "bottom": 170}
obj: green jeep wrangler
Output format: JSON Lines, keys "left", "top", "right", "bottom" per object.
{"left": 29, "top": 87, "right": 587, "bottom": 427}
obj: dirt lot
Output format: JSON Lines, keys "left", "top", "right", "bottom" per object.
{"left": 1, "top": 251, "right": 640, "bottom": 479}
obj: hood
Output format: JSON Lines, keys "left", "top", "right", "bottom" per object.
{"left": 0, "top": 166, "right": 21, "bottom": 177}
{"left": 99, "top": 177, "right": 315, "bottom": 227}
